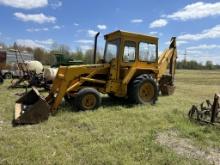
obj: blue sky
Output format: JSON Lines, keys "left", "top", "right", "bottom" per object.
{"left": 0, "top": 0, "right": 220, "bottom": 64}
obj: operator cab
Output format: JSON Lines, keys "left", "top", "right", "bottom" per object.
{"left": 104, "top": 30, "right": 158, "bottom": 64}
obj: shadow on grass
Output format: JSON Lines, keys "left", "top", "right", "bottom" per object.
{"left": 60, "top": 96, "right": 135, "bottom": 113}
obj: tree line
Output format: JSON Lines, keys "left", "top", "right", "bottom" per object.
{"left": 0, "top": 42, "right": 219, "bottom": 70}
{"left": 176, "top": 60, "right": 220, "bottom": 70}
{"left": 0, "top": 42, "right": 102, "bottom": 65}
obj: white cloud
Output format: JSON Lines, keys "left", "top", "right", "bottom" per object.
{"left": 75, "top": 40, "right": 93, "bottom": 44}
{"left": 74, "top": 23, "right": 79, "bottom": 26}
{"left": 149, "top": 31, "right": 158, "bottom": 35}
{"left": 165, "top": 40, "right": 188, "bottom": 46}
{"left": 53, "top": 25, "right": 64, "bottom": 29}
{"left": 178, "top": 24, "right": 220, "bottom": 41}
{"left": 88, "top": 30, "right": 98, "bottom": 37}
{"left": 186, "top": 50, "right": 202, "bottom": 54}
{"left": 26, "top": 27, "right": 48, "bottom": 32}
{"left": 187, "top": 44, "right": 220, "bottom": 50}
{"left": 97, "top": 25, "right": 107, "bottom": 30}
{"left": 131, "top": 19, "right": 143, "bottom": 23}
{"left": 27, "top": 26, "right": 63, "bottom": 32}
{"left": 149, "top": 31, "right": 163, "bottom": 36}
{"left": 177, "top": 40, "right": 188, "bottom": 45}
{"left": 50, "top": 1, "right": 62, "bottom": 9}
{"left": 167, "top": 2, "right": 220, "bottom": 21}
{"left": 14, "top": 12, "right": 56, "bottom": 24}
{"left": 149, "top": 19, "right": 168, "bottom": 28}
{"left": 35, "top": 39, "right": 54, "bottom": 45}
{"left": 16, "top": 39, "right": 54, "bottom": 49}
{"left": 0, "top": 0, "right": 47, "bottom": 9}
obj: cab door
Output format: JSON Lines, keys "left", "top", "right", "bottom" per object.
{"left": 105, "top": 39, "right": 121, "bottom": 81}
{"left": 120, "top": 41, "right": 137, "bottom": 80}
{"left": 105, "top": 39, "right": 123, "bottom": 94}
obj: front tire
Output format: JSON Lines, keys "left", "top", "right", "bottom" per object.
{"left": 0, "top": 76, "right": 3, "bottom": 84}
{"left": 128, "top": 74, "right": 158, "bottom": 104}
{"left": 4, "top": 73, "right": 12, "bottom": 79}
{"left": 75, "top": 88, "right": 101, "bottom": 111}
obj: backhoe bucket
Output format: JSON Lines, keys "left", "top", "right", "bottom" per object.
{"left": 160, "top": 85, "right": 175, "bottom": 96}
{"left": 12, "top": 88, "right": 50, "bottom": 126}
{"left": 159, "top": 75, "right": 175, "bottom": 96}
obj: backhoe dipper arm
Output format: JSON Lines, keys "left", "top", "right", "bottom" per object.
{"left": 158, "top": 37, "right": 177, "bottom": 95}
{"left": 158, "top": 37, "right": 177, "bottom": 81}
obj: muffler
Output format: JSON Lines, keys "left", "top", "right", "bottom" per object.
{"left": 12, "top": 88, "right": 50, "bottom": 126}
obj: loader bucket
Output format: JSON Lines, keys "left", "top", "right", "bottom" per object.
{"left": 12, "top": 88, "right": 50, "bottom": 126}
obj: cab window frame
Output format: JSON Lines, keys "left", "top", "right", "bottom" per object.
{"left": 138, "top": 41, "right": 158, "bottom": 63}
{"left": 122, "top": 41, "right": 136, "bottom": 63}
{"left": 104, "top": 39, "right": 121, "bottom": 63}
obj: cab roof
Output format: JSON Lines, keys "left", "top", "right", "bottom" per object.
{"left": 104, "top": 30, "right": 158, "bottom": 44}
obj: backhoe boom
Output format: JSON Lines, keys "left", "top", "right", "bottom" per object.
{"left": 158, "top": 37, "right": 177, "bottom": 95}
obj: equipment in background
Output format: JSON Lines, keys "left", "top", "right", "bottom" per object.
{"left": 8, "top": 47, "right": 49, "bottom": 89}
{"left": 188, "top": 94, "right": 220, "bottom": 124}
{"left": 0, "top": 50, "right": 34, "bottom": 79}
{"left": 25, "top": 60, "right": 43, "bottom": 74}
{"left": 43, "top": 68, "right": 58, "bottom": 81}
{"left": 52, "top": 52, "right": 83, "bottom": 67}
{"left": 9, "top": 60, "right": 46, "bottom": 89}
{"left": 13, "top": 30, "right": 177, "bottom": 125}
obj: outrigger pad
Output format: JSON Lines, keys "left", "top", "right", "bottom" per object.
{"left": 12, "top": 88, "right": 50, "bottom": 126}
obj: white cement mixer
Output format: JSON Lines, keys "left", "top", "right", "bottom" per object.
{"left": 25, "top": 61, "right": 43, "bottom": 74}
{"left": 43, "top": 68, "right": 58, "bottom": 81}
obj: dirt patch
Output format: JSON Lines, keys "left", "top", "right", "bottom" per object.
{"left": 156, "top": 130, "right": 220, "bottom": 164}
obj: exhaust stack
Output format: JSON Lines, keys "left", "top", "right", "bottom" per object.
{"left": 93, "top": 32, "right": 100, "bottom": 64}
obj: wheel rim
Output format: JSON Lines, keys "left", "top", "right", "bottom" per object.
{"left": 139, "top": 82, "right": 155, "bottom": 103}
{"left": 81, "top": 94, "right": 97, "bottom": 110}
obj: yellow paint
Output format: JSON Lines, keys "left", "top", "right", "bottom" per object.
{"left": 46, "top": 30, "right": 177, "bottom": 112}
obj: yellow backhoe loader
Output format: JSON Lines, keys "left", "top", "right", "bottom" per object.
{"left": 13, "top": 30, "right": 177, "bottom": 125}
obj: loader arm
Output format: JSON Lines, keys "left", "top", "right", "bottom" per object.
{"left": 46, "top": 64, "right": 110, "bottom": 113}
{"left": 158, "top": 37, "right": 177, "bottom": 95}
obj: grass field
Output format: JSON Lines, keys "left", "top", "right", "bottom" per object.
{"left": 0, "top": 70, "right": 220, "bottom": 165}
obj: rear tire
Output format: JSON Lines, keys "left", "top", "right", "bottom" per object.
{"left": 128, "top": 74, "right": 158, "bottom": 104}
{"left": 75, "top": 88, "right": 101, "bottom": 111}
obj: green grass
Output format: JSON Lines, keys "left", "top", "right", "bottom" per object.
{"left": 0, "top": 70, "right": 220, "bottom": 165}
